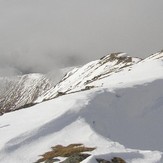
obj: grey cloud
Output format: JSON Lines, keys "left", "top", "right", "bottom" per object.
{"left": 0, "top": 66, "right": 22, "bottom": 77}
{"left": 0, "top": 0, "right": 163, "bottom": 76}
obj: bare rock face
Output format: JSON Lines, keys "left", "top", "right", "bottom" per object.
{"left": 111, "top": 157, "right": 126, "bottom": 163}
{"left": 61, "top": 153, "right": 90, "bottom": 163}
{"left": 96, "top": 158, "right": 111, "bottom": 163}
{"left": 96, "top": 157, "right": 126, "bottom": 163}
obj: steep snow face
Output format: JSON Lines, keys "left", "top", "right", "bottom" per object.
{"left": 83, "top": 80, "right": 163, "bottom": 151}
{"left": 36, "top": 53, "right": 141, "bottom": 101}
{"left": 0, "top": 83, "right": 163, "bottom": 163}
{"left": 0, "top": 73, "right": 54, "bottom": 113}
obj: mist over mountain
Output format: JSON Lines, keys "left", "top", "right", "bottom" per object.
{"left": 1, "top": 1, "right": 163, "bottom": 162}
{"left": 0, "top": 0, "right": 163, "bottom": 76}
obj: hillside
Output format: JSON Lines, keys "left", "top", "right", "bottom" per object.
{"left": 0, "top": 73, "right": 54, "bottom": 113}
{"left": 0, "top": 52, "right": 140, "bottom": 114}
{"left": 0, "top": 51, "right": 163, "bottom": 162}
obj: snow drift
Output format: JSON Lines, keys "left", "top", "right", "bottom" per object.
{"left": 0, "top": 51, "right": 163, "bottom": 162}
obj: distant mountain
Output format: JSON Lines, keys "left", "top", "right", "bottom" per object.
{"left": 0, "top": 73, "right": 54, "bottom": 113}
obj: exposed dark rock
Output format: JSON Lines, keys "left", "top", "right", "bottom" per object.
{"left": 61, "top": 153, "right": 90, "bottom": 163}
{"left": 96, "top": 158, "right": 111, "bottom": 163}
{"left": 57, "top": 91, "right": 66, "bottom": 96}
{"left": 96, "top": 157, "right": 126, "bottom": 163}
{"left": 85, "top": 86, "right": 95, "bottom": 90}
{"left": 45, "top": 158, "right": 60, "bottom": 163}
{"left": 0, "top": 111, "right": 4, "bottom": 116}
{"left": 111, "top": 157, "right": 126, "bottom": 163}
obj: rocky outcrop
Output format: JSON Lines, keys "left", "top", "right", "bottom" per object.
{"left": 61, "top": 153, "right": 90, "bottom": 163}
{"left": 96, "top": 157, "right": 126, "bottom": 163}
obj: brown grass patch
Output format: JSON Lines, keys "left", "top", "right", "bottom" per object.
{"left": 35, "top": 143, "right": 95, "bottom": 163}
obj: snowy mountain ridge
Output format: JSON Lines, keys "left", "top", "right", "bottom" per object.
{"left": 0, "top": 52, "right": 142, "bottom": 114}
{"left": 1, "top": 50, "right": 163, "bottom": 114}
{"left": 1, "top": 51, "right": 163, "bottom": 162}
{"left": 0, "top": 73, "right": 54, "bottom": 113}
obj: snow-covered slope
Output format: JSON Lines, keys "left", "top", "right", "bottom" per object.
{"left": 0, "top": 52, "right": 141, "bottom": 114}
{"left": 0, "top": 51, "right": 163, "bottom": 162}
{"left": 0, "top": 73, "right": 55, "bottom": 113}
{"left": 0, "top": 83, "right": 163, "bottom": 162}
{"left": 37, "top": 52, "right": 141, "bottom": 101}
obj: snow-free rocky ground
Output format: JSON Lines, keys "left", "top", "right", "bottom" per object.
{"left": 0, "top": 51, "right": 163, "bottom": 162}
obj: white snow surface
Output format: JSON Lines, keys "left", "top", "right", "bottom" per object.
{"left": 35, "top": 52, "right": 141, "bottom": 101}
{"left": 0, "top": 52, "right": 163, "bottom": 162}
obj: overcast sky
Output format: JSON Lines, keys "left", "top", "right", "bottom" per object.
{"left": 0, "top": 0, "right": 163, "bottom": 76}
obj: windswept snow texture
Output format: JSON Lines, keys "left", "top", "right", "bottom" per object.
{"left": 0, "top": 52, "right": 139, "bottom": 113}
{"left": 0, "top": 68, "right": 69, "bottom": 113}
{"left": 0, "top": 51, "right": 163, "bottom": 162}
{"left": 35, "top": 53, "right": 141, "bottom": 101}
{"left": 0, "top": 73, "right": 54, "bottom": 113}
